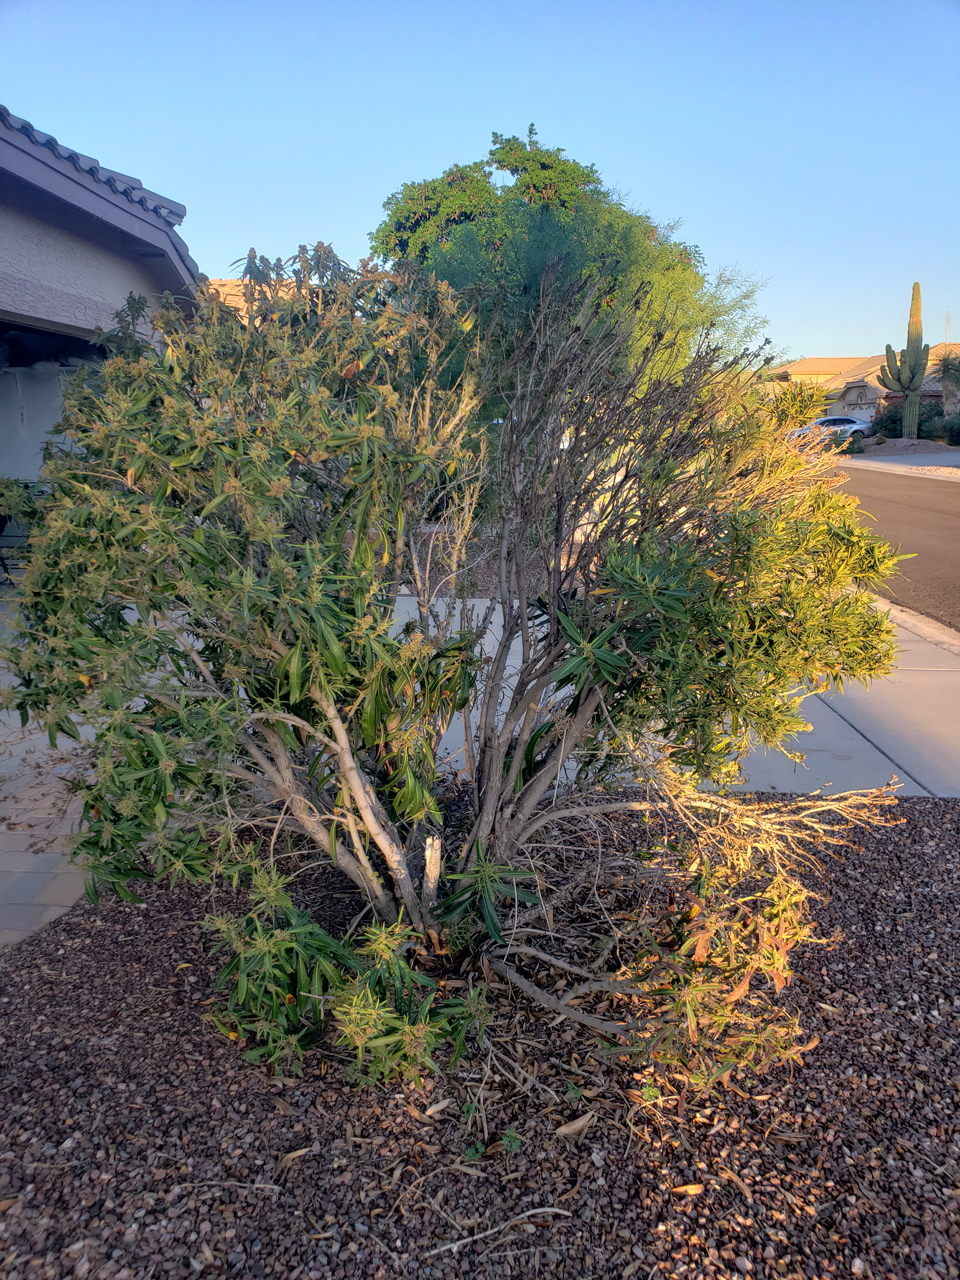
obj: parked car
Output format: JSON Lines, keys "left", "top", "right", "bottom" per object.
{"left": 804, "top": 415, "right": 871, "bottom": 441}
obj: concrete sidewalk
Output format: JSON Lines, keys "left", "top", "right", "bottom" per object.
{"left": 843, "top": 456, "right": 960, "bottom": 483}
{"left": 0, "top": 721, "right": 85, "bottom": 949}
{"left": 2, "top": 600, "right": 960, "bottom": 951}
{"left": 739, "top": 604, "right": 960, "bottom": 797}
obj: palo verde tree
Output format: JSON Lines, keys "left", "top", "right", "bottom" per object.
{"left": 4, "top": 248, "right": 899, "bottom": 1081}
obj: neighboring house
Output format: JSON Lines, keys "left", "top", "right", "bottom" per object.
{"left": 828, "top": 343, "right": 960, "bottom": 421}
{"left": 770, "top": 345, "right": 960, "bottom": 422}
{"left": 769, "top": 356, "right": 884, "bottom": 422}
{"left": 0, "top": 104, "right": 198, "bottom": 480}
{"left": 206, "top": 278, "right": 246, "bottom": 308}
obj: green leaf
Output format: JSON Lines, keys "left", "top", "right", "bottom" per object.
{"left": 199, "top": 491, "right": 230, "bottom": 519}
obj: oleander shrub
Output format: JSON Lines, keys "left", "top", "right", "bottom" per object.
{"left": 1, "top": 250, "right": 900, "bottom": 1082}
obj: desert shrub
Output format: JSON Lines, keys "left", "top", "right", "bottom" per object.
{"left": 870, "top": 398, "right": 944, "bottom": 439}
{"left": 829, "top": 430, "right": 865, "bottom": 455}
{"left": 940, "top": 414, "right": 960, "bottom": 446}
{"left": 2, "top": 250, "right": 899, "bottom": 1084}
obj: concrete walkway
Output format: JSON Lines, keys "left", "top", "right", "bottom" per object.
{"left": 2, "top": 600, "right": 959, "bottom": 951}
{"left": 739, "top": 603, "right": 960, "bottom": 797}
{"left": 0, "top": 719, "right": 84, "bottom": 949}
{"left": 844, "top": 456, "right": 960, "bottom": 482}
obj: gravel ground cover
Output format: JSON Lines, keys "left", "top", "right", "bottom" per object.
{"left": 1, "top": 797, "right": 958, "bottom": 1280}
{"left": 861, "top": 440, "right": 960, "bottom": 458}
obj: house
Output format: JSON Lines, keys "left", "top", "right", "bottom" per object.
{"left": 0, "top": 105, "right": 198, "bottom": 480}
{"left": 769, "top": 356, "right": 884, "bottom": 421}
{"left": 770, "top": 346, "right": 960, "bottom": 422}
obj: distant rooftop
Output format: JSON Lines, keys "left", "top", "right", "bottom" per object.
{"left": 777, "top": 357, "right": 870, "bottom": 375}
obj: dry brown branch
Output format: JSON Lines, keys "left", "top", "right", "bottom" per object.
{"left": 488, "top": 958, "right": 641, "bottom": 1037}
{"left": 423, "top": 1207, "right": 573, "bottom": 1258}
{"left": 490, "top": 944, "right": 596, "bottom": 979}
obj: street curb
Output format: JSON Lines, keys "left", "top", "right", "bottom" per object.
{"left": 872, "top": 595, "right": 960, "bottom": 659}
{"left": 841, "top": 458, "right": 960, "bottom": 483}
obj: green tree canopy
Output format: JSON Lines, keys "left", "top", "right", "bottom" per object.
{"left": 371, "top": 127, "right": 763, "bottom": 354}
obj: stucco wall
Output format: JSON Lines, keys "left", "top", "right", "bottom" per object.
{"left": 830, "top": 385, "right": 879, "bottom": 420}
{"left": 0, "top": 202, "right": 163, "bottom": 336}
{"left": 0, "top": 362, "right": 70, "bottom": 480}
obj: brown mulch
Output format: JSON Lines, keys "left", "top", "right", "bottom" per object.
{"left": 1, "top": 798, "right": 959, "bottom": 1280}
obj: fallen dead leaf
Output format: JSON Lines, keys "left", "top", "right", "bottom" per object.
{"left": 555, "top": 1112, "right": 595, "bottom": 1139}
{"left": 425, "top": 1098, "right": 455, "bottom": 1117}
{"left": 766, "top": 1130, "right": 806, "bottom": 1145}
{"left": 670, "top": 1183, "right": 704, "bottom": 1196}
{"left": 0, "top": 1196, "right": 21, "bottom": 1212}
{"left": 717, "top": 1167, "right": 753, "bottom": 1201}
{"left": 274, "top": 1147, "right": 313, "bottom": 1178}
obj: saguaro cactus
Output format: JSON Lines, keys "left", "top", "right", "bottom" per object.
{"left": 878, "top": 282, "right": 929, "bottom": 439}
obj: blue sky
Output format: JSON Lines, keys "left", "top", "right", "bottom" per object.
{"left": 2, "top": 0, "right": 958, "bottom": 357}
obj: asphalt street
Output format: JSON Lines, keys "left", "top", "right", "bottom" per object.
{"left": 840, "top": 467, "right": 960, "bottom": 631}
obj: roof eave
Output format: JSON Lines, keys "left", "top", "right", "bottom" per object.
{"left": 0, "top": 126, "right": 198, "bottom": 292}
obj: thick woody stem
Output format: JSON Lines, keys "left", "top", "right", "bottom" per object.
{"left": 250, "top": 727, "right": 386, "bottom": 908}
{"left": 313, "top": 690, "right": 423, "bottom": 927}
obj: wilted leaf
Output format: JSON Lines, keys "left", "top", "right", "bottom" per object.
{"left": 405, "top": 1104, "right": 434, "bottom": 1124}
{"left": 425, "top": 1098, "right": 455, "bottom": 1117}
{"left": 724, "top": 969, "right": 756, "bottom": 1003}
{"left": 555, "top": 1112, "right": 595, "bottom": 1138}
{"left": 274, "top": 1146, "right": 313, "bottom": 1178}
{"left": 766, "top": 1131, "right": 805, "bottom": 1145}
{"left": 717, "top": 1166, "right": 753, "bottom": 1199}
{"left": 670, "top": 1183, "right": 704, "bottom": 1196}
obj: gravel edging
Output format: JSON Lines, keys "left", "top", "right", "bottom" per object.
{"left": 1, "top": 797, "right": 959, "bottom": 1280}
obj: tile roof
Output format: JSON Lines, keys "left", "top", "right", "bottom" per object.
{"left": 205, "top": 279, "right": 247, "bottom": 308}
{"left": 0, "top": 103, "right": 186, "bottom": 228}
{"left": 776, "top": 356, "right": 872, "bottom": 375}
{"left": 926, "top": 342, "right": 960, "bottom": 363}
